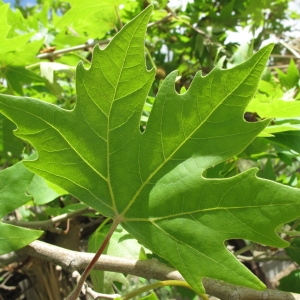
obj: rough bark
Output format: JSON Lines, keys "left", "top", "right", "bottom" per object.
{"left": 16, "top": 240, "right": 300, "bottom": 300}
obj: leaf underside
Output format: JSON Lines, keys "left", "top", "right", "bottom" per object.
{"left": 0, "top": 6, "right": 300, "bottom": 293}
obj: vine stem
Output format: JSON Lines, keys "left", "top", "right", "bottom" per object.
{"left": 120, "top": 280, "right": 209, "bottom": 300}
{"left": 65, "top": 218, "right": 120, "bottom": 300}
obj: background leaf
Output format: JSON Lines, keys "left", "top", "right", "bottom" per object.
{"left": 276, "top": 59, "right": 299, "bottom": 90}
{"left": 247, "top": 97, "right": 300, "bottom": 118}
{"left": 55, "top": 0, "right": 121, "bottom": 40}
{"left": 27, "top": 173, "right": 67, "bottom": 205}
{"left": 278, "top": 270, "right": 300, "bottom": 293}
{"left": 0, "top": 114, "right": 24, "bottom": 158}
{"left": 285, "top": 238, "right": 300, "bottom": 265}
{"left": 0, "top": 161, "right": 42, "bottom": 255}
{"left": 269, "top": 131, "right": 300, "bottom": 153}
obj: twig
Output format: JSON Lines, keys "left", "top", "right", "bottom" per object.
{"left": 4, "top": 206, "right": 95, "bottom": 231}
{"left": 238, "top": 255, "right": 291, "bottom": 262}
{"left": 85, "top": 285, "right": 120, "bottom": 299}
{"left": 36, "top": 12, "right": 175, "bottom": 61}
{"left": 17, "top": 240, "right": 182, "bottom": 280}
{"left": 165, "top": 6, "right": 210, "bottom": 39}
{"left": 271, "top": 54, "right": 300, "bottom": 59}
{"left": 70, "top": 271, "right": 120, "bottom": 299}
{"left": 234, "top": 243, "right": 254, "bottom": 256}
{"left": 115, "top": 6, "right": 123, "bottom": 29}
{"left": 17, "top": 240, "right": 300, "bottom": 300}
{"left": 36, "top": 40, "right": 111, "bottom": 59}
{"left": 65, "top": 219, "right": 120, "bottom": 300}
{"left": 0, "top": 272, "right": 15, "bottom": 291}
{"left": 279, "top": 40, "right": 300, "bottom": 58}
{"left": 147, "top": 13, "right": 173, "bottom": 27}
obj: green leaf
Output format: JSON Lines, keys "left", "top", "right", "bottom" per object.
{"left": 257, "top": 158, "right": 276, "bottom": 181}
{"left": 269, "top": 131, "right": 300, "bottom": 153}
{"left": 285, "top": 238, "right": 300, "bottom": 265}
{"left": 278, "top": 270, "right": 300, "bottom": 293}
{"left": 0, "top": 7, "right": 300, "bottom": 294}
{"left": 0, "top": 5, "right": 44, "bottom": 95}
{"left": 55, "top": 0, "right": 121, "bottom": 39}
{"left": 276, "top": 59, "right": 299, "bottom": 89}
{"left": 44, "top": 203, "right": 88, "bottom": 217}
{"left": 39, "top": 62, "right": 75, "bottom": 84}
{"left": 0, "top": 162, "right": 42, "bottom": 255}
{"left": 2, "top": 40, "right": 43, "bottom": 67}
{"left": 262, "top": 122, "right": 300, "bottom": 135}
{"left": 247, "top": 96, "right": 300, "bottom": 118}
{"left": 27, "top": 174, "right": 67, "bottom": 205}
{"left": 0, "top": 4, "right": 35, "bottom": 55}
{"left": 227, "top": 42, "right": 253, "bottom": 68}
{"left": 3, "top": 65, "right": 46, "bottom": 95}
{"left": 0, "top": 114, "right": 24, "bottom": 157}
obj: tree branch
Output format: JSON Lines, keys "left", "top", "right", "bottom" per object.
{"left": 36, "top": 40, "right": 111, "bottom": 59}
{"left": 4, "top": 207, "right": 95, "bottom": 231}
{"left": 17, "top": 240, "right": 300, "bottom": 300}
{"left": 36, "top": 13, "right": 174, "bottom": 60}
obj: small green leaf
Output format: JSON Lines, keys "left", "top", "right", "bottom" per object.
{"left": 278, "top": 270, "right": 300, "bottom": 293}
{"left": 247, "top": 97, "right": 300, "bottom": 118}
{"left": 0, "top": 162, "right": 42, "bottom": 255}
{"left": 262, "top": 122, "right": 300, "bottom": 135}
{"left": 257, "top": 158, "right": 276, "bottom": 181}
{"left": 276, "top": 59, "right": 299, "bottom": 89}
{"left": 0, "top": 4, "right": 35, "bottom": 55}
{"left": 27, "top": 174, "right": 67, "bottom": 205}
{"left": 285, "top": 238, "right": 300, "bottom": 264}
{"left": 269, "top": 131, "right": 300, "bottom": 153}
{"left": 4, "top": 65, "right": 46, "bottom": 95}
{"left": 55, "top": 0, "right": 120, "bottom": 39}
{"left": 227, "top": 42, "right": 253, "bottom": 68}
{"left": 0, "top": 115, "right": 24, "bottom": 157}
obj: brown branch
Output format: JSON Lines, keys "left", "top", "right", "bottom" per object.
{"left": 17, "top": 240, "right": 300, "bottom": 300}
{"left": 4, "top": 207, "right": 95, "bottom": 231}
{"left": 36, "top": 40, "right": 111, "bottom": 60}
{"left": 165, "top": 6, "right": 210, "bottom": 39}
{"left": 66, "top": 219, "right": 120, "bottom": 300}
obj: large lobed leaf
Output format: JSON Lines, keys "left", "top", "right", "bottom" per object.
{"left": 0, "top": 6, "right": 300, "bottom": 293}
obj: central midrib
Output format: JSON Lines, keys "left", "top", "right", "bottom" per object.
{"left": 107, "top": 14, "right": 148, "bottom": 213}
{"left": 119, "top": 52, "right": 266, "bottom": 218}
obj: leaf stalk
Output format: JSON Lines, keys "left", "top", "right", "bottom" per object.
{"left": 65, "top": 218, "right": 120, "bottom": 300}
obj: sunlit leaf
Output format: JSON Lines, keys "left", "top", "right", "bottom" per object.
{"left": 0, "top": 162, "right": 42, "bottom": 255}
{"left": 0, "top": 7, "right": 300, "bottom": 294}
{"left": 247, "top": 97, "right": 300, "bottom": 118}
